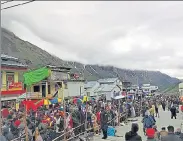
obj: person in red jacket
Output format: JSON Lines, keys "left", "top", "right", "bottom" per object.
{"left": 181, "top": 105, "right": 183, "bottom": 112}
{"left": 96, "top": 110, "right": 101, "bottom": 134}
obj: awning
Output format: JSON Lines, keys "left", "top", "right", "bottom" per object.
{"left": 113, "top": 95, "right": 125, "bottom": 100}
{"left": 17, "top": 93, "right": 27, "bottom": 99}
{"left": 1, "top": 96, "right": 17, "bottom": 101}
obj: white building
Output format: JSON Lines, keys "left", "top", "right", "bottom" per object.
{"left": 84, "top": 81, "right": 100, "bottom": 97}
{"left": 95, "top": 84, "right": 121, "bottom": 100}
{"left": 141, "top": 84, "right": 158, "bottom": 94}
{"left": 64, "top": 80, "right": 85, "bottom": 97}
{"left": 98, "top": 78, "right": 122, "bottom": 87}
{"left": 84, "top": 78, "right": 122, "bottom": 100}
{"left": 179, "top": 82, "right": 183, "bottom": 96}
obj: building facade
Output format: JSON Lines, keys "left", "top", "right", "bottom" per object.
{"left": 141, "top": 84, "right": 158, "bottom": 94}
{"left": 179, "top": 82, "right": 183, "bottom": 96}
{"left": 84, "top": 81, "right": 100, "bottom": 97}
{"left": 1, "top": 54, "right": 28, "bottom": 101}
{"left": 84, "top": 78, "right": 122, "bottom": 100}
{"left": 28, "top": 65, "right": 71, "bottom": 99}
{"left": 63, "top": 80, "right": 85, "bottom": 97}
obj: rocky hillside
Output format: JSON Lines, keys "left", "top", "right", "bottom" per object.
{"left": 1, "top": 28, "right": 181, "bottom": 90}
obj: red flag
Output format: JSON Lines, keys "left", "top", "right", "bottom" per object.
{"left": 36, "top": 99, "right": 44, "bottom": 108}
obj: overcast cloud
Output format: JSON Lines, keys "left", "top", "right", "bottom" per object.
{"left": 1, "top": 1, "right": 183, "bottom": 79}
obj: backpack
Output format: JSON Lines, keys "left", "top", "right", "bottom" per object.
{"left": 144, "top": 117, "right": 154, "bottom": 128}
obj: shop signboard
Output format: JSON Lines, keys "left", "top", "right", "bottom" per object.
{"left": 8, "top": 82, "right": 23, "bottom": 91}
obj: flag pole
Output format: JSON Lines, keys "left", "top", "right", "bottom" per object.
{"left": 63, "top": 79, "right": 66, "bottom": 141}
{"left": 0, "top": 26, "right": 2, "bottom": 136}
{"left": 24, "top": 87, "right": 29, "bottom": 141}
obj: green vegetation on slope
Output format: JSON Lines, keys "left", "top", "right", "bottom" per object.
{"left": 163, "top": 84, "right": 179, "bottom": 93}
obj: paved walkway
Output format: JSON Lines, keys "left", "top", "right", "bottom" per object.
{"left": 93, "top": 107, "right": 183, "bottom": 141}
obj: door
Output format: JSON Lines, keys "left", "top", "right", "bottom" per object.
{"left": 42, "top": 85, "right": 46, "bottom": 97}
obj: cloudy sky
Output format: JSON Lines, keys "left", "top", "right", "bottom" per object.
{"left": 1, "top": 1, "right": 183, "bottom": 79}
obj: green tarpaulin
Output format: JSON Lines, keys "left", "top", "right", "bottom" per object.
{"left": 23, "top": 67, "right": 50, "bottom": 86}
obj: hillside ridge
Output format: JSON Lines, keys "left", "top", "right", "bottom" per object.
{"left": 1, "top": 28, "right": 181, "bottom": 90}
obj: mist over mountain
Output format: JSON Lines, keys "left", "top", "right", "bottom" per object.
{"left": 1, "top": 28, "right": 181, "bottom": 90}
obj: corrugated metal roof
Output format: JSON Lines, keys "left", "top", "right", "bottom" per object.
{"left": 1, "top": 60, "right": 28, "bottom": 67}
{"left": 95, "top": 84, "right": 116, "bottom": 92}
{"left": 1, "top": 54, "right": 18, "bottom": 60}
{"left": 84, "top": 81, "right": 98, "bottom": 88}
{"left": 98, "top": 78, "right": 118, "bottom": 83}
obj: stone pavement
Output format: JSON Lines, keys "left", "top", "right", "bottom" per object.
{"left": 93, "top": 107, "right": 183, "bottom": 141}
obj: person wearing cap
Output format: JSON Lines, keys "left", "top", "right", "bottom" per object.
{"left": 125, "top": 123, "right": 142, "bottom": 141}
{"left": 146, "top": 128, "right": 158, "bottom": 141}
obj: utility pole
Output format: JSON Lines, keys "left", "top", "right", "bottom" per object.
{"left": 0, "top": 18, "right": 2, "bottom": 136}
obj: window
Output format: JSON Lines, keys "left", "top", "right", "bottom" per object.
{"left": 33, "top": 85, "right": 40, "bottom": 92}
{"left": 6, "top": 72, "right": 14, "bottom": 88}
{"left": 87, "top": 92, "right": 90, "bottom": 96}
{"left": 48, "top": 84, "right": 51, "bottom": 94}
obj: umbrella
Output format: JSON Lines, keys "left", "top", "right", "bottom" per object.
{"left": 73, "top": 98, "right": 82, "bottom": 104}
{"left": 50, "top": 98, "right": 58, "bottom": 104}
{"left": 51, "top": 98, "right": 61, "bottom": 104}
{"left": 44, "top": 99, "right": 51, "bottom": 105}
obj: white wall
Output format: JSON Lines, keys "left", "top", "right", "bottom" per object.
{"left": 179, "top": 83, "right": 183, "bottom": 95}
{"left": 85, "top": 82, "right": 100, "bottom": 96}
{"left": 66, "top": 81, "right": 85, "bottom": 97}
{"left": 97, "top": 85, "right": 121, "bottom": 101}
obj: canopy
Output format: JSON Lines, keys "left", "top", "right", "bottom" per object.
{"left": 17, "top": 93, "right": 27, "bottom": 99}
{"left": 23, "top": 67, "right": 50, "bottom": 86}
{"left": 50, "top": 98, "right": 62, "bottom": 104}
{"left": 113, "top": 95, "right": 125, "bottom": 100}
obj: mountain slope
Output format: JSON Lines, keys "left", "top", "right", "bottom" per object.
{"left": 1, "top": 28, "right": 181, "bottom": 90}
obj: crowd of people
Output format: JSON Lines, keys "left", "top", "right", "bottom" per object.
{"left": 0, "top": 96, "right": 138, "bottom": 141}
{"left": 125, "top": 95, "right": 183, "bottom": 141}
{"left": 0, "top": 94, "right": 182, "bottom": 141}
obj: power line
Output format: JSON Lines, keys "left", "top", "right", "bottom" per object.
{"left": 1, "top": 0, "right": 14, "bottom": 5}
{"left": 1, "top": 0, "right": 35, "bottom": 11}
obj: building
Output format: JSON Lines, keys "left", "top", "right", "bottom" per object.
{"left": 84, "top": 78, "right": 122, "bottom": 100}
{"left": 98, "top": 78, "right": 122, "bottom": 87}
{"left": 95, "top": 84, "right": 121, "bottom": 100}
{"left": 27, "top": 65, "right": 71, "bottom": 99}
{"left": 141, "top": 84, "right": 158, "bottom": 94}
{"left": 1, "top": 54, "right": 28, "bottom": 101}
{"left": 179, "top": 82, "right": 183, "bottom": 96}
{"left": 84, "top": 81, "right": 100, "bottom": 97}
{"left": 63, "top": 80, "right": 85, "bottom": 97}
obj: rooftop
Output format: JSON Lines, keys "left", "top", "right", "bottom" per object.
{"left": 98, "top": 78, "right": 118, "bottom": 83}
{"left": 1, "top": 54, "right": 28, "bottom": 68}
{"left": 46, "top": 65, "right": 72, "bottom": 72}
{"left": 84, "top": 81, "right": 98, "bottom": 88}
{"left": 1, "top": 54, "right": 18, "bottom": 61}
{"left": 95, "top": 84, "right": 116, "bottom": 92}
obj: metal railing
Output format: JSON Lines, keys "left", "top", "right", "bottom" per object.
{"left": 9, "top": 112, "right": 128, "bottom": 141}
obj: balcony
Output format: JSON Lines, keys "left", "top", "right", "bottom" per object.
{"left": 26, "top": 92, "right": 43, "bottom": 99}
